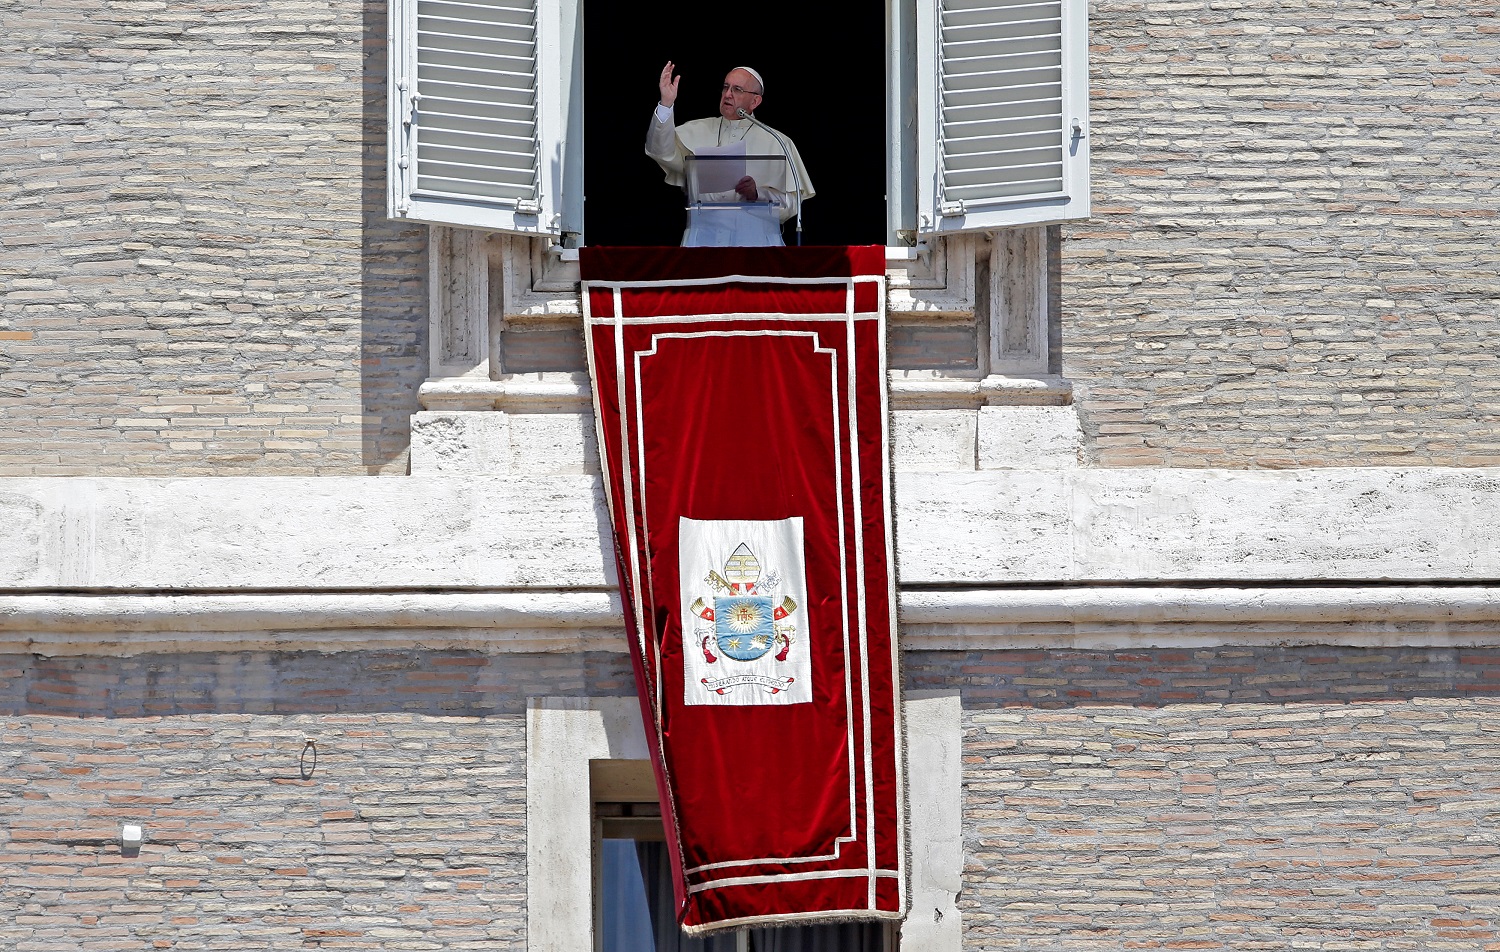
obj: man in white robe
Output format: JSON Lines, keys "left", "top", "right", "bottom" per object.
{"left": 646, "top": 63, "right": 815, "bottom": 246}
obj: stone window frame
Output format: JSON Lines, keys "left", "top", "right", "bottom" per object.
{"left": 525, "top": 693, "right": 961, "bottom": 952}
{"left": 420, "top": 230, "right": 1069, "bottom": 416}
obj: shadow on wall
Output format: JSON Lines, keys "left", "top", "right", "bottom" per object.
{"left": 6, "top": 646, "right": 1500, "bottom": 719}
{"left": 906, "top": 645, "right": 1500, "bottom": 707}
{"left": 360, "top": 0, "right": 429, "bottom": 474}
{"left": 3, "top": 651, "right": 637, "bottom": 719}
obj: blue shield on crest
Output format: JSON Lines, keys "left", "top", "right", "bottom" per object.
{"left": 713, "top": 595, "right": 776, "bottom": 661}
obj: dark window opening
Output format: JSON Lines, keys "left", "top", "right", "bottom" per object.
{"left": 582, "top": 3, "right": 886, "bottom": 247}
{"left": 599, "top": 801, "right": 891, "bottom": 952}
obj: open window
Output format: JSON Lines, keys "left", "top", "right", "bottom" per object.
{"left": 387, "top": 0, "right": 1089, "bottom": 245}
{"left": 916, "top": 0, "right": 1091, "bottom": 232}
{"left": 527, "top": 696, "right": 960, "bottom": 952}
{"left": 594, "top": 761, "right": 893, "bottom": 952}
{"left": 387, "top": 0, "right": 581, "bottom": 235}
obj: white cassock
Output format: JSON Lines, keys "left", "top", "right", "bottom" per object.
{"left": 645, "top": 105, "right": 816, "bottom": 246}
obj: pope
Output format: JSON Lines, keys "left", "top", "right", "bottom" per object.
{"left": 645, "top": 61, "right": 815, "bottom": 241}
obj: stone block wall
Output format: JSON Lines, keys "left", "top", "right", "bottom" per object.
{"left": 1068, "top": 0, "right": 1500, "bottom": 466}
{"left": 0, "top": 0, "right": 426, "bottom": 475}
{"left": 6, "top": 0, "right": 1497, "bottom": 476}
{"left": 4, "top": 645, "right": 1498, "bottom": 950}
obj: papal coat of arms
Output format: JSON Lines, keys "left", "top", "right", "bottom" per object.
{"left": 678, "top": 517, "right": 811, "bottom": 706}
{"left": 691, "top": 542, "right": 798, "bottom": 677}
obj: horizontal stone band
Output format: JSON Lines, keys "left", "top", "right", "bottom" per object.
{"left": 3, "top": 586, "right": 1498, "bottom": 655}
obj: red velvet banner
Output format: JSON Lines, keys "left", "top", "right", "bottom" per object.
{"left": 583, "top": 247, "right": 906, "bottom": 933}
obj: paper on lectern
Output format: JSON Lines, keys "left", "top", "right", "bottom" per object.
{"left": 689, "top": 143, "right": 747, "bottom": 195}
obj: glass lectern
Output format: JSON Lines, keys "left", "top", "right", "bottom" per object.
{"left": 682, "top": 152, "right": 792, "bottom": 247}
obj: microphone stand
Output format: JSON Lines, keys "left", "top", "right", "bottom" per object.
{"left": 737, "top": 108, "right": 802, "bottom": 246}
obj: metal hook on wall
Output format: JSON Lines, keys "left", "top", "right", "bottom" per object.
{"left": 299, "top": 740, "right": 318, "bottom": 780}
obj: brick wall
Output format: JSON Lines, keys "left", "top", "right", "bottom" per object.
{"left": 0, "top": 0, "right": 426, "bottom": 475}
{"left": 4, "top": 646, "right": 1498, "bottom": 949}
{"left": 1066, "top": 0, "right": 1500, "bottom": 466}
{"left": 0, "top": 650, "right": 635, "bottom": 951}
{"left": 912, "top": 646, "right": 1500, "bottom": 950}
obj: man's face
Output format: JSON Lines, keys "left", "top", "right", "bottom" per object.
{"left": 718, "top": 68, "right": 763, "bottom": 120}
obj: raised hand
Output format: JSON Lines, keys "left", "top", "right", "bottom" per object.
{"left": 658, "top": 61, "right": 680, "bottom": 108}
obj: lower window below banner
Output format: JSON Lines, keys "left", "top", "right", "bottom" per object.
{"left": 598, "top": 803, "right": 894, "bottom": 952}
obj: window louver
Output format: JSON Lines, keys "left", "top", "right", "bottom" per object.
{"left": 938, "top": 0, "right": 1066, "bottom": 211}
{"left": 413, "top": 0, "right": 538, "bottom": 205}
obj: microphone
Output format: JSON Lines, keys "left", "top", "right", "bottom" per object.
{"left": 736, "top": 108, "right": 803, "bottom": 246}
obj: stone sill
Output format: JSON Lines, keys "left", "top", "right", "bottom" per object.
{"left": 419, "top": 373, "right": 1073, "bottom": 412}
{"left": 6, "top": 585, "right": 1498, "bottom": 656}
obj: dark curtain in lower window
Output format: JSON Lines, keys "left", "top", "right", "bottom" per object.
{"left": 619, "top": 839, "right": 886, "bottom": 952}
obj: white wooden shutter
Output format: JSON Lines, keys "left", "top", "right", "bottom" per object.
{"left": 388, "top": 0, "right": 575, "bottom": 235}
{"left": 916, "top": 0, "right": 1090, "bottom": 233}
